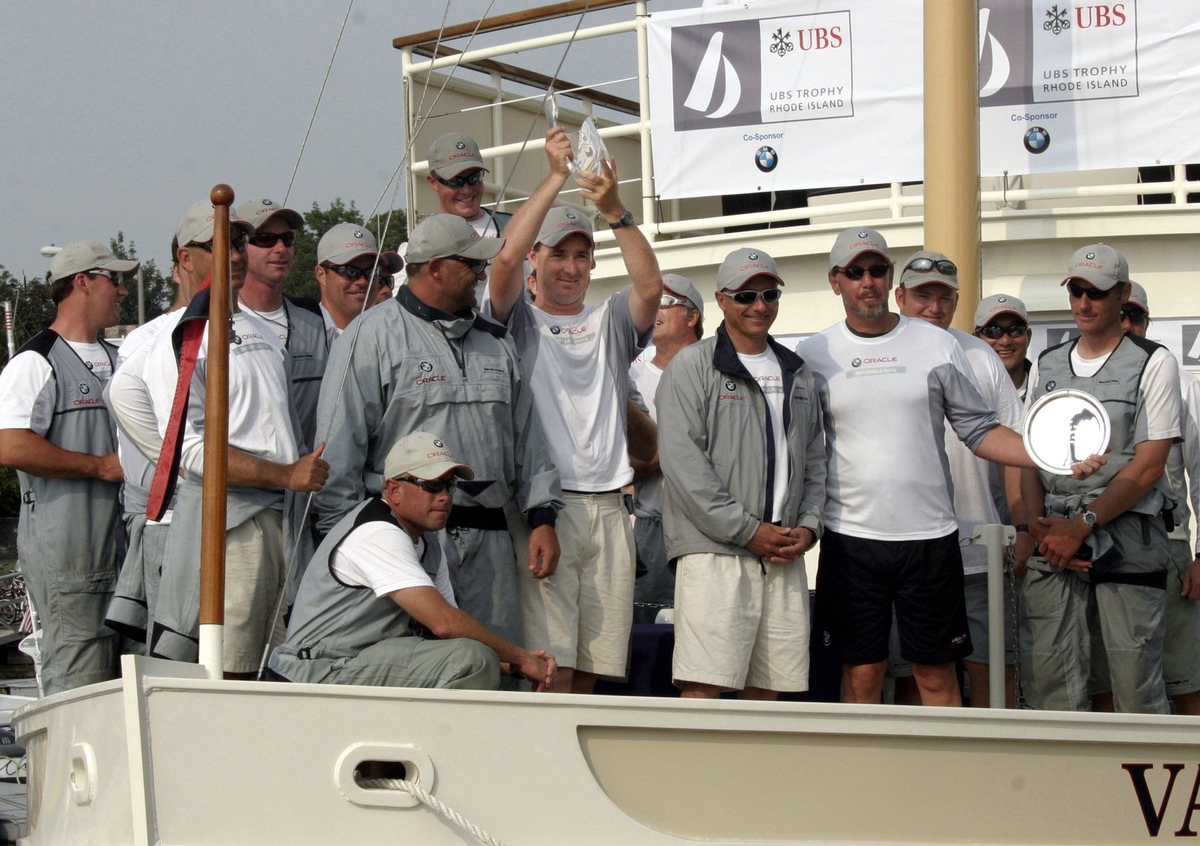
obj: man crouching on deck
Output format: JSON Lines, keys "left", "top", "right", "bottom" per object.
{"left": 270, "top": 432, "right": 557, "bottom": 691}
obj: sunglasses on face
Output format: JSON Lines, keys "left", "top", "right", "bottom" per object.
{"left": 397, "top": 476, "right": 458, "bottom": 494}
{"left": 1120, "top": 308, "right": 1148, "bottom": 325}
{"left": 86, "top": 269, "right": 126, "bottom": 286}
{"left": 248, "top": 231, "right": 297, "bottom": 249}
{"left": 904, "top": 257, "right": 957, "bottom": 276}
{"left": 722, "top": 287, "right": 782, "bottom": 306}
{"left": 445, "top": 255, "right": 489, "bottom": 276}
{"left": 189, "top": 232, "right": 249, "bottom": 253}
{"left": 1065, "top": 281, "right": 1114, "bottom": 301}
{"left": 377, "top": 275, "right": 395, "bottom": 290}
{"left": 976, "top": 323, "right": 1030, "bottom": 339}
{"left": 324, "top": 263, "right": 379, "bottom": 282}
{"left": 659, "top": 295, "right": 691, "bottom": 309}
{"left": 434, "top": 170, "right": 486, "bottom": 190}
{"left": 838, "top": 263, "right": 891, "bottom": 281}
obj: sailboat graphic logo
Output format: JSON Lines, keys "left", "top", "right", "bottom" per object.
{"left": 684, "top": 32, "right": 742, "bottom": 119}
{"left": 979, "top": 7, "right": 1011, "bottom": 99}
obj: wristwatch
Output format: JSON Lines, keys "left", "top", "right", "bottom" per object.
{"left": 609, "top": 210, "right": 634, "bottom": 230}
{"left": 1081, "top": 508, "right": 1099, "bottom": 529}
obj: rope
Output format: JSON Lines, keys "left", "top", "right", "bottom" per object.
{"left": 359, "top": 777, "right": 509, "bottom": 846}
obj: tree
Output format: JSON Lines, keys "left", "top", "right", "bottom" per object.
{"left": 108, "top": 232, "right": 174, "bottom": 327}
{"left": 284, "top": 199, "right": 407, "bottom": 302}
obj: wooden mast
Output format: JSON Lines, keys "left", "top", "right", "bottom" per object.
{"left": 924, "top": 0, "right": 981, "bottom": 333}
{"left": 197, "top": 184, "right": 234, "bottom": 680}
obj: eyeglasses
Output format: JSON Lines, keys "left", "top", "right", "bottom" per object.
{"left": 87, "top": 269, "right": 126, "bottom": 287}
{"left": 188, "top": 232, "right": 249, "bottom": 253}
{"left": 378, "top": 275, "right": 395, "bottom": 290}
{"left": 445, "top": 255, "right": 489, "bottom": 276}
{"left": 659, "top": 295, "right": 691, "bottom": 309}
{"left": 976, "top": 323, "right": 1030, "bottom": 339}
{"left": 324, "top": 263, "right": 379, "bottom": 282}
{"left": 434, "top": 170, "right": 486, "bottom": 190}
{"left": 247, "top": 231, "right": 297, "bottom": 249}
{"left": 1120, "top": 308, "right": 1148, "bottom": 325}
{"left": 904, "top": 257, "right": 957, "bottom": 276}
{"left": 837, "top": 264, "right": 892, "bottom": 281}
{"left": 1065, "top": 281, "right": 1114, "bottom": 301}
{"left": 721, "top": 288, "right": 782, "bottom": 306}
{"left": 396, "top": 476, "right": 458, "bottom": 494}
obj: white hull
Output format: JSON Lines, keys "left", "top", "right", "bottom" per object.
{"left": 12, "top": 654, "right": 1200, "bottom": 845}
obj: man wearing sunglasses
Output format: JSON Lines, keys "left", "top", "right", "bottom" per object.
{"left": 893, "top": 251, "right": 1025, "bottom": 708}
{"left": 271, "top": 431, "right": 556, "bottom": 691}
{"left": 798, "top": 227, "right": 1101, "bottom": 708}
{"left": 0, "top": 241, "right": 135, "bottom": 693}
{"left": 974, "top": 294, "right": 1034, "bottom": 400}
{"left": 656, "top": 248, "right": 825, "bottom": 700}
{"left": 1116, "top": 282, "right": 1200, "bottom": 716}
{"left": 393, "top": 132, "right": 513, "bottom": 291}
{"left": 314, "top": 222, "right": 403, "bottom": 342}
{"left": 315, "top": 214, "right": 563, "bottom": 657}
{"left": 1022, "top": 244, "right": 1180, "bottom": 713}
{"left": 628, "top": 275, "right": 705, "bottom": 624}
{"left": 143, "top": 199, "right": 330, "bottom": 678}
{"left": 236, "top": 198, "right": 329, "bottom": 448}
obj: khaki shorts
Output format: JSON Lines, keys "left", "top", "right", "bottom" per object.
{"left": 673, "top": 551, "right": 810, "bottom": 693}
{"left": 520, "top": 492, "right": 634, "bottom": 679}
{"left": 223, "top": 511, "right": 287, "bottom": 675}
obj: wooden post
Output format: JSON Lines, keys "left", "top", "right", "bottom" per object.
{"left": 198, "top": 183, "right": 234, "bottom": 680}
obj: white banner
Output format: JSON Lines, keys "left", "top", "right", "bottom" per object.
{"left": 978, "top": 1, "right": 1200, "bottom": 175}
{"left": 647, "top": 0, "right": 924, "bottom": 200}
{"left": 648, "top": 1, "right": 1200, "bottom": 199}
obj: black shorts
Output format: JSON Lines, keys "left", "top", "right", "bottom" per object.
{"left": 813, "top": 530, "right": 971, "bottom": 666}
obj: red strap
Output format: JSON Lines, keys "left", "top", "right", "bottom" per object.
{"left": 146, "top": 281, "right": 210, "bottom": 520}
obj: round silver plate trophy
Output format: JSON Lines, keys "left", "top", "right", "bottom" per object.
{"left": 1022, "top": 389, "right": 1112, "bottom": 475}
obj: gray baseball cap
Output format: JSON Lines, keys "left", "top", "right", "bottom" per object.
{"left": 830, "top": 227, "right": 890, "bottom": 269}
{"left": 1127, "top": 280, "right": 1149, "bottom": 314}
{"left": 974, "top": 293, "right": 1029, "bottom": 328}
{"left": 899, "top": 250, "right": 958, "bottom": 291}
{"left": 235, "top": 197, "right": 304, "bottom": 232}
{"left": 48, "top": 241, "right": 139, "bottom": 283}
{"left": 717, "top": 248, "right": 784, "bottom": 293}
{"left": 383, "top": 431, "right": 475, "bottom": 482}
{"left": 316, "top": 223, "right": 403, "bottom": 272}
{"left": 536, "top": 206, "right": 594, "bottom": 248}
{"left": 662, "top": 273, "right": 704, "bottom": 318}
{"left": 428, "top": 132, "right": 487, "bottom": 179}
{"left": 175, "top": 200, "right": 254, "bottom": 247}
{"left": 1063, "top": 243, "right": 1129, "bottom": 291}
{"left": 406, "top": 214, "right": 505, "bottom": 265}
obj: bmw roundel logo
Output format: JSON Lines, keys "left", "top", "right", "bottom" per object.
{"left": 433, "top": 438, "right": 445, "bottom": 448}
{"left": 725, "top": 380, "right": 736, "bottom": 391}
{"left": 996, "top": 295, "right": 1008, "bottom": 303}
{"left": 550, "top": 325, "right": 562, "bottom": 335}
{"left": 1023, "top": 126, "right": 1050, "bottom": 154}
{"left": 419, "top": 361, "right": 433, "bottom": 372}
{"left": 353, "top": 230, "right": 365, "bottom": 239}
{"left": 1046, "top": 381, "right": 1056, "bottom": 391}
{"left": 851, "top": 358, "right": 862, "bottom": 368}
{"left": 564, "top": 210, "right": 577, "bottom": 220}
{"left": 1085, "top": 252, "right": 1096, "bottom": 261}
{"left": 79, "top": 383, "right": 90, "bottom": 395}
{"left": 262, "top": 198, "right": 274, "bottom": 206}
{"left": 754, "top": 146, "right": 778, "bottom": 173}
{"left": 748, "top": 252, "right": 759, "bottom": 260}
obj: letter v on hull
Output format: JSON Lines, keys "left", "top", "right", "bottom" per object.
{"left": 684, "top": 31, "right": 741, "bottom": 119}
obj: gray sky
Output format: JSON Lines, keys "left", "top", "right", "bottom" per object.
{"left": 0, "top": 0, "right": 605, "bottom": 279}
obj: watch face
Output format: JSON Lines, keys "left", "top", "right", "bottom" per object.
{"left": 1083, "top": 511, "right": 1097, "bottom": 526}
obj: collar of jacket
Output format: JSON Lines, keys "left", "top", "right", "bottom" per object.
{"left": 396, "top": 285, "right": 504, "bottom": 340}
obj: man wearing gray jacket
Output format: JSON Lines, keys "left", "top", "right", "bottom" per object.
{"left": 656, "top": 248, "right": 826, "bottom": 699}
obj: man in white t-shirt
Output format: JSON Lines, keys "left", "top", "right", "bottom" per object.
{"left": 270, "top": 431, "right": 556, "bottom": 690}
{"left": 894, "top": 251, "right": 1025, "bottom": 707}
{"left": 798, "top": 227, "right": 1103, "bottom": 707}
{"left": 485, "top": 127, "right": 663, "bottom": 693}
{"left": 394, "top": 132, "right": 512, "bottom": 293}
{"left": 145, "top": 199, "right": 331, "bottom": 678}
{"left": 314, "top": 222, "right": 402, "bottom": 343}
{"left": 0, "top": 240, "right": 134, "bottom": 693}
{"left": 657, "top": 249, "right": 825, "bottom": 698}
{"left": 1023, "top": 245, "right": 1179, "bottom": 714}
{"left": 628, "top": 274, "right": 704, "bottom": 623}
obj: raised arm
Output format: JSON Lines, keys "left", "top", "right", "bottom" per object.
{"left": 576, "top": 157, "right": 662, "bottom": 335}
{"left": 487, "top": 127, "right": 573, "bottom": 325}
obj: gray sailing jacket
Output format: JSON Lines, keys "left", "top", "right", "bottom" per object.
{"left": 657, "top": 325, "right": 826, "bottom": 561}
